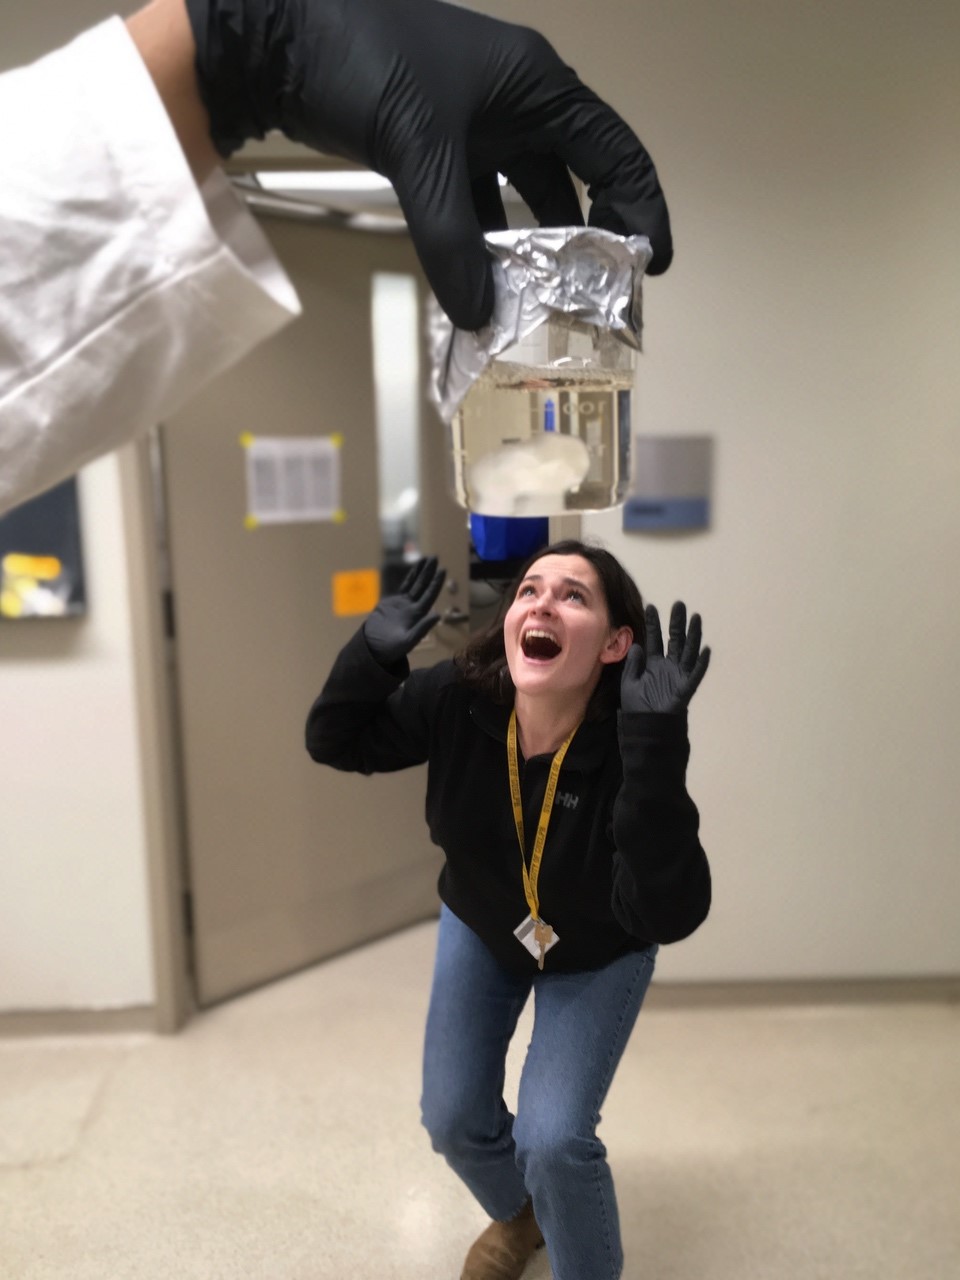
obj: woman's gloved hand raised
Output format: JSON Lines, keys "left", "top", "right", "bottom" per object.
{"left": 621, "top": 602, "right": 711, "bottom": 715}
{"left": 186, "top": 0, "right": 672, "bottom": 331}
{"left": 363, "top": 556, "right": 446, "bottom": 668}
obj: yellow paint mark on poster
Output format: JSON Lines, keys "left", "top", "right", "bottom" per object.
{"left": 332, "top": 569, "right": 380, "bottom": 617}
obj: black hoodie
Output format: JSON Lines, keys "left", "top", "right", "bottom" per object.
{"left": 306, "top": 629, "right": 711, "bottom": 976}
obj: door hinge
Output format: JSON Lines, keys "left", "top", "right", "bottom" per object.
{"left": 162, "top": 589, "right": 176, "bottom": 639}
{"left": 182, "top": 889, "right": 194, "bottom": 939}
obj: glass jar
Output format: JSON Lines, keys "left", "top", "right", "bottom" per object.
{"left": 447, "top": 315, "right": 636, "bottom": 517}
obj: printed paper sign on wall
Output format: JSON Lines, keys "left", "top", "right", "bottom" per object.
{"left": 242, "top": 435, "right": 344, "bottom": 527}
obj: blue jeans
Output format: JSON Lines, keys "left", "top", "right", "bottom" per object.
{"left": 421, "top": 905, "right": 658, "bottom": 1280}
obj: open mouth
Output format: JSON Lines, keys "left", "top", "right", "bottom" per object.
{"left": 521, "top": 629, "right": 562, "bottom": 661}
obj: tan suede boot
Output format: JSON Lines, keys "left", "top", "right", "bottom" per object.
{"left": 460, "top": 1199, "right": 545, "bottom": 1280}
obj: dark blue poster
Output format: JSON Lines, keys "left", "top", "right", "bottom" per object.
{"left": 0, "top": 479, "right": 87, "bottom": 620}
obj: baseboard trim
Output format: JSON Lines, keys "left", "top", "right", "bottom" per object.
{"left": 645, "top": 977, "right": 960, "bottom": 1009}
{"left": 0, "top": 1006, "right": 156, "bottom": 1038}
{"left": 2, "top": 978, "right": 957, "bottom": 1037}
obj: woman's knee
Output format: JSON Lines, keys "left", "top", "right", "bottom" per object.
{"left": 420, "top": 1098, "right": 461, "bottom": 1155}
{"left": 420, "top": 1088, "right": 488, "bottom": 1157}
{"left": 513, "top": 1115, "right": 603, "bottom": 1181}
{"left": 421, "top": 1075, "right": 518, "bottom": 1162}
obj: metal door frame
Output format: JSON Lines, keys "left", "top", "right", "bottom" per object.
{"left": 118, "top": 435, "right": 194, "bottom": 1032}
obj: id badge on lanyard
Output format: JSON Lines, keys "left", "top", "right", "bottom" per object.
{"left": 507, "top": 709, "right": 578, "bottom": 971}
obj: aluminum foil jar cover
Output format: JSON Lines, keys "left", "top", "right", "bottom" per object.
{"left": 427, "top": 226, "right": 652, "bottom": 424}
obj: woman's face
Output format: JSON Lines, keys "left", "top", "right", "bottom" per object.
{"left": 503, "top": 554, "right": 632, "bottom": 702}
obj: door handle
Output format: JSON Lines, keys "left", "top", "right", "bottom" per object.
{"left": 441, "top": 606, "right": 470, "bottom": 626}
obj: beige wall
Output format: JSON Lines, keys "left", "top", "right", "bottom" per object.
{"left": 520, "top": 0, "right": 958, "bottom": 980}
{"left": 0, "top": 0, "right": 957, "bottom": 1010}
{"left": 0, "top": 458, "right": 155, "bottom": 1010}
{"left": 0, "top": 0, "right": 135, "bottom": 69}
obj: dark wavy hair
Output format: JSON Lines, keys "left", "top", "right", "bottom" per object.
{"left": 454, "top": 540, "right": 646, "bottom": 718}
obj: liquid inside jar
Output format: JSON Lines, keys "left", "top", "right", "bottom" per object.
{"left": 449, "top": 360, "right": 633, "bottom": 516}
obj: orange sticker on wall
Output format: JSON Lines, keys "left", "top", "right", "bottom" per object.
{"left": 332, "top": 569, "right": 380, "bottom": 617}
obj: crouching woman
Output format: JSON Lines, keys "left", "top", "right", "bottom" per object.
{"left": 305, "top": 540, "right": 712, "bottom": 1280}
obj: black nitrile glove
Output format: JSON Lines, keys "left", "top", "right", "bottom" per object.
{"left": 186, "top": 0, "right": 672, "bottom": 330}
{"left": 363, "top": 556, "right": 446, "bottom": 667}
{"left": 621, "top": 602, "right": 711, "bottom": 714}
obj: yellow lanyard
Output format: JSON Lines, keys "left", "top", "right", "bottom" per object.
{"left": 507, "top": 709, "right": 579, "bottom": 923}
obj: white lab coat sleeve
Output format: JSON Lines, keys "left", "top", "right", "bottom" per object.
{"left": 0, "top": 18, "right": 302, "bottom": 515}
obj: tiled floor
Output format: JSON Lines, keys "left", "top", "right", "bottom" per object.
{"left": 2, "top": 921, "right": 958, "bottom": 1279}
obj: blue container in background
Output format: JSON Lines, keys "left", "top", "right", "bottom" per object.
{"left": 470, "top": 514, "right": 550, "bottom": 561}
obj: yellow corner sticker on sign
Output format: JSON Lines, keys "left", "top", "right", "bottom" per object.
{"left": 332, "top": 569, "right": 380, "bottom": 617}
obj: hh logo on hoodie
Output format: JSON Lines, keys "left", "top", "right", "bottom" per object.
{"left": 554, "top": 791, "right": 579, "bottom": 811}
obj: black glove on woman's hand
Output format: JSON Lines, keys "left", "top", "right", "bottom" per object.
{"left": 186, "top": 0, "right": 672, "bottom": 330}
{"left": 363, "top": 556, "right": 446, "bottom": 667}
{"left": 620, "top": 602, "right": 711, "bottom": 714}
